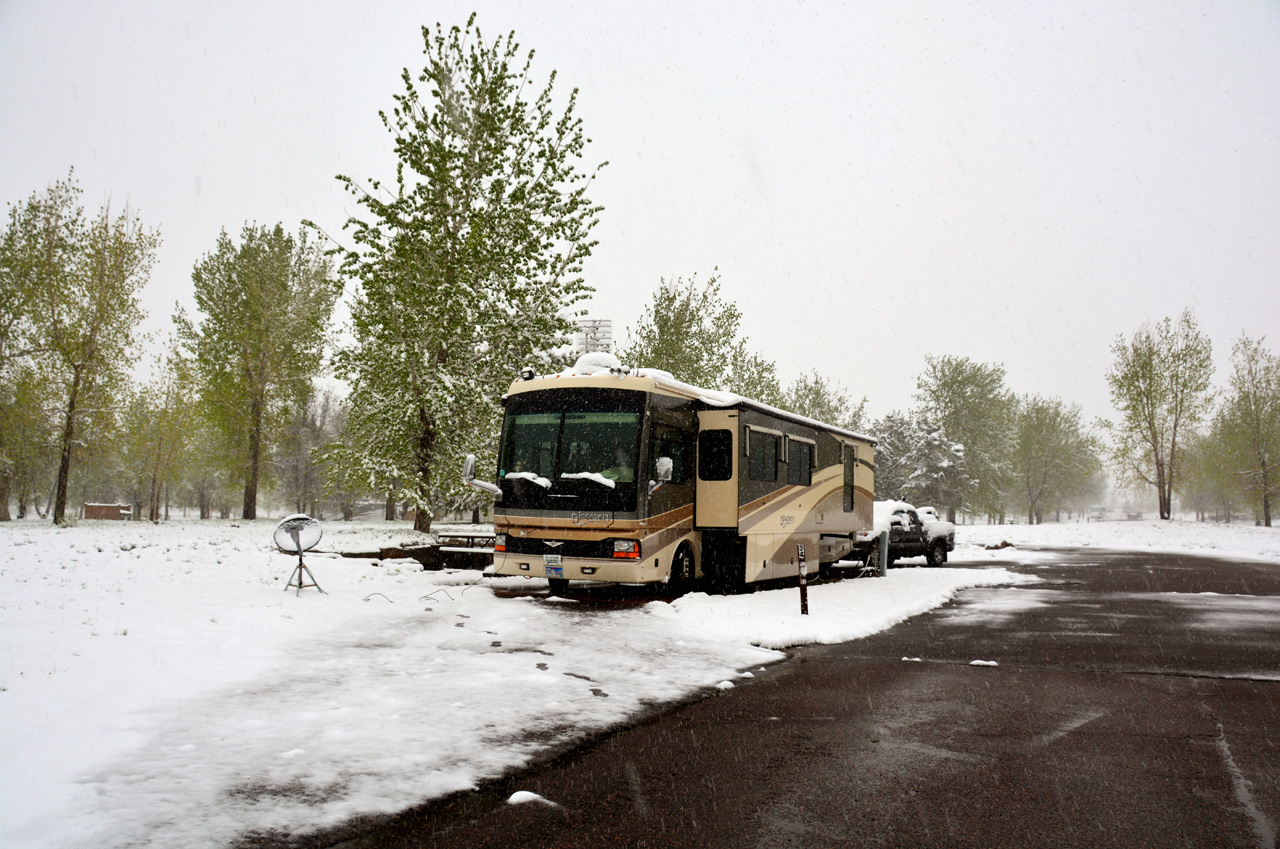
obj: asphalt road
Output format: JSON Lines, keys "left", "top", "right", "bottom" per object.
{"left": 320, "top": 548, "right": 1280, "bottom": 849}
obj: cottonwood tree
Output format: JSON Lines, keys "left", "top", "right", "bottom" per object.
{"left": 118, "top": 341, "right": 195, "bottom": 521}
{"left": 914, "top": 355, "right": 1016, "bottom": 521}
{"left": 278, "top": 388, "right": 337, "bottom": 517}
{"left": 331, "top": 15, "right": 604, "bottom": 532}
{"left": 1177, "top": 420, "right": 1244, "bottom": 522}
{"left": 0, "top": 175, "right": 82, "bottom": 519}
{"left": 180, "top": 224, "right": 339, "bottom": 520}
{"left": 1218, "top": 335, "right": 1279, "bottom": 526}
{"left": 1008, "top": 394, "right": 1104, "bottom": 524}
{"left": 783, "top": 370, "right": 867, "bottom": 432}
{"left": 617, "top": 273, "right": 782, "bottom": 404}
{"left": 43, "top": 199, "right": 159, "bottom": 524}
{"left": 0, "top": 368, "right": 53, "bottom": 519}
{"left": 1103, "top": 310, "right": 1214, "bottom": 520}
{"left": 318, "top": 400, "right": 368, "bottom": 521}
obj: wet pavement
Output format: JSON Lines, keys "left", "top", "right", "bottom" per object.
{"left": 318, "top": 548, "right": 1280, "bottom": 848}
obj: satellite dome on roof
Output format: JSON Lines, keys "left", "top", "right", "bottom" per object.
{"left": 572, "top": 351, "right": 622, "bottom": 375}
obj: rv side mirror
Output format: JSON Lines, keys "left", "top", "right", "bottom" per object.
{"left": 462, "top": 453, "right": 502, "bottom": 497}
{"left": 648, "top": 456, "right": 674, "bottom": 496}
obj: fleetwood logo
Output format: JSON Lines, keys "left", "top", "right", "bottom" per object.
{"left": 571, "top": 512, "right": 611, "bottom": 525}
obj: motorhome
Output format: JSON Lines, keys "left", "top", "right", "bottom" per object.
{"left": 465, "top": 354, "right": 875, "bottom": 594}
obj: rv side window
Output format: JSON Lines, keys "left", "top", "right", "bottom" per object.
{"left": 843, "top": 445, "right": 857, "bottom": 512}
{"left": 651, "top": 423, "right": 692, "bottom": 484}
{"left": 788, "top": 441, "right": 812, "bottom": 486}
{"left": 698, "top": 430, "right": 733, "bottom": 481}
{"left": 748, "top": 430, "right": 778, "bottom": 482}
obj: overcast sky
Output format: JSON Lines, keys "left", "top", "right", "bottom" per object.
{"left": 2, "top": 0, "right": 1277, "bottom": 424}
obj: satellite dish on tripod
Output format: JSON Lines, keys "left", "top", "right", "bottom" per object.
{"left": 275, "top": 514, "right": 326, "bottom": 595}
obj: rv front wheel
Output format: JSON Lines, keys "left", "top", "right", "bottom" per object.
{"left": 668, "top": 545, "right": 695, "bottom": 595}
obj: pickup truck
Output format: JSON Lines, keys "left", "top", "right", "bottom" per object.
{"left": 850, "top": 500, "right": 955, "bottom": 569}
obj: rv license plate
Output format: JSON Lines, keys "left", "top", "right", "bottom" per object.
{"left": 543, "top": 554, "right": 562, "bottom": 566}
{"left": 544, "top": 565, "right": 564, "bottom": 578}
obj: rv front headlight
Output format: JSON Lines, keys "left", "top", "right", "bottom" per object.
{"left": 611, "top": 539, "right": 641, "bottom": 559}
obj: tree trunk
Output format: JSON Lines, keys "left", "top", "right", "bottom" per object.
{"left": 414, "top": 509, "right": 433, "bottom": 533}
{"left": 1263, "top": 472, "right": 1272, "bottom": 528}
{"left": 0, "top": 473, "right": 11, "bottom": 521}
{"left": 413, "top": 407, "right": 437, "bottom": 534}
{"left": 52, "top": 368, "right": 82, "bottom": 525}
{"left": 243, "top": 395, "right": 263, "bottom": 520}
{"left": 385, "top": 491, "right": 397, "bottom": 521}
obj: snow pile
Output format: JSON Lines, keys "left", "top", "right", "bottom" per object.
{"left": 950, "top": 518, "right": 1280, "bottom": 563}
{"left": 1, "top": 519, "right": 1028, "bottom": 848}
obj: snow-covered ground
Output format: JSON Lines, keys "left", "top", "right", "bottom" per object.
{"left": 0, "top": 517, "right": 1274, "bottom": 848}
{"left": 952, "top": 516, "right": 1280, "bottom": 563}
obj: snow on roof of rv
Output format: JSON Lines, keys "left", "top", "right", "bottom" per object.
{"left": 542, "top": 354, "right": 876, "bottom": 445}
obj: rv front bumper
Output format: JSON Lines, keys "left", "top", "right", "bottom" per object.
{"left": 492, "top": 552, "right": 664, "bottom": 584}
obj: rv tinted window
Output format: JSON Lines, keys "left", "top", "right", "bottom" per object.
{"left": 748, "top": 430, "right": 778, "bottom": 481}
{"left": 788, "top": 441, "right": 812, "bottom": 486}
{"left": 844, "top": 446, "right": 857, "bottom": 512}
{"left": 698, "top": 430, "right": 733, "bottom": 481}
{"left": 651, "top": 423, "right": 692, "bottom": 483}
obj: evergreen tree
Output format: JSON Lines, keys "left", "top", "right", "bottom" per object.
{"left": 332, "top": 15, "right": 603, "bottom": 532}
{"left": 901, "top": 413, "right": 970, "bottom": 516}
{"left": 867, "top": 411, "right": 915, "bottom": 501}
{"left": 914, "top": 355, "right": 1016, "bottom": 520}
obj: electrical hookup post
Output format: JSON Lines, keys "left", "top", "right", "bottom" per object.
{"left": 798, "top": 543, "right": 809, "bottom": 615}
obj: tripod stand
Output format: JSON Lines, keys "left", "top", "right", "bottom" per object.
{"left": 282, "top": 525, "right": 326, "bottom": 596}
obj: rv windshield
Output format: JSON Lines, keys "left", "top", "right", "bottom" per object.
{"left": 498, "top": 396, "right": 643, "bottom": 513}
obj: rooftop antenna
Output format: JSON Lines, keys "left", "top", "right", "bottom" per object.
{"left": 274, "top": 514, "right": 326, "bottom": 596}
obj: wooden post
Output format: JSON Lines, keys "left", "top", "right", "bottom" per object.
{"left": 798, "top": 543, "right": 809, "bottom": 615}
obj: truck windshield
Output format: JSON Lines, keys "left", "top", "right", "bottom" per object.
{"left": 498, "top": 394, "right": 644, "bottom": 513}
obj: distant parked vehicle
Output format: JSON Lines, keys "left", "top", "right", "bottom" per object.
{"left": 849, "top": 500, "right": 955, "bottom": 568}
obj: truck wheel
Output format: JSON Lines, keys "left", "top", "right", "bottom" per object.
{"left": 927, "top": 541, "right": 947, "bottom": 567}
